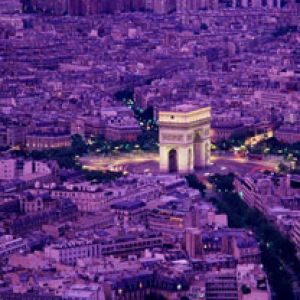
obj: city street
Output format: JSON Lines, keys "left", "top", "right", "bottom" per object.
{"left": 80, "top": 151, "right": 280, "bottom": 175}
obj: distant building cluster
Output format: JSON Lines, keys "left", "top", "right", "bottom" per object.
{"left": 0, "top": 7, "right": 299, "bottom": 152}
{"left": 0, "top": 159, "right": 270, "bottom": 299}
{"left": 20, "top": 0, "right": 292, "bottom": 16}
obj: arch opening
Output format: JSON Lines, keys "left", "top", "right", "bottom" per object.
{"left": 168, "top": 149, "right": 178, "bottom": 173}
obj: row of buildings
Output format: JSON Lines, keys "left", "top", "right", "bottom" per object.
{"left": 234, "top": 171, "right": 300, "bottom": 259}
{"left": 20, "top": 0, "right": 291, "bottom": 16}
{"left": 0, "top": 159, "right": 271, "bottom": 299}
{"left": 0, "top": 105, "right": 141, "bottom": 151}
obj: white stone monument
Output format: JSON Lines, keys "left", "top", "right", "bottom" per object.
{"left": 159, "top": 104, "right": 211, "bottom": 173}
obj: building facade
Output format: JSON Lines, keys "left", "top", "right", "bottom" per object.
{"left": 159, "top": 104, "right": 211, "bottom": 173}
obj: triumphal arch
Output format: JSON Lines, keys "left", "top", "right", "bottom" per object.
{"left": 159, "top": 104, "right": 211, "bottom": 173}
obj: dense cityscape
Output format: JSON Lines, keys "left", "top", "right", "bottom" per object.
{"left": 0, "top": 1, "right": 299, "bottom": 300}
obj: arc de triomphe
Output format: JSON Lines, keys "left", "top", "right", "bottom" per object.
{"left": 159, "top": 104, "right": 211, "bottom": 173}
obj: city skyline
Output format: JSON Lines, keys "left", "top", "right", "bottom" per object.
{"left": 0, "top": 1, "right": 299, "bottom": 300}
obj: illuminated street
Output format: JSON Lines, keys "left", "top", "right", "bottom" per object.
{"left": 79, "top": 152, "right": 160, "bottom": 173}
{"left": 80, "top": 151, "right": 281, "bottom": 175}
{"left": 244, "top": 129, "right": 273, "bottom": 147}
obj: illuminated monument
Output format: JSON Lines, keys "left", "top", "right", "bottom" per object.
{"left": 159, "top": 104, "right": 211, "bottom": 173}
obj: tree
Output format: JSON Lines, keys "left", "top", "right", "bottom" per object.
{"left": 141, "top": 106, "right": 154, "bottom": 121}
{"left": 241, "top": 285, "right": 251, "bottom": 294}
{"left": 72, "top": 134, "right": 88, "bottom": 155}
{"left": 278, "top": 162, "right": 288, "bottom": 173}
{"left": 208, "top": 173, "right": 235, "bottom": 193}
{"left": 114, "top": 90, "right": 134, "bottom": 101}
{"left": 185, "top": 174, "right": 206, "bottom": 197}
{"left": 209, "top": 173, "right": 300, "bottom": 299}
{"left": 215, "top": 140, "right": 232, "bottom": 151}
{"left": 272, "top": 25, "right": 297, "bottom": 38}
{"left": 230, "top": 130, "right": 255, "bottom": 147}
{"left": 145, "top": 292, "right": 167, "bottom": 300}
{"left": 83, "top": 170, "right": 122, "bottom": 183}
{"left": 200, "top": 23, "right": 208, "bottom": 30}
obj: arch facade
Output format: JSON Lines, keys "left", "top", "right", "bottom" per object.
{"left": 159, "top": 105, "right": 211, "bottom": 173}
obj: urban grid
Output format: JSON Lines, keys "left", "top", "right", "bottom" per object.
{"left": 0, "top": 1, "right": 299, "bottom": 300}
